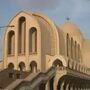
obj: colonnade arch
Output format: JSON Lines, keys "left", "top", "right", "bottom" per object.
{"left": 18, "top": 62, "right": 26, "bottom": 71}
{"left": 8, "top": 63, "right": 14, "bottom": 70}
{"left": 57, "top": 75, "right": 90, "bottom": 90}
{"left": 30, "top": 61, "right": 37, "bottom": 73}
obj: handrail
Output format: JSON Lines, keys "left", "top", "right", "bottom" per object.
{"left": 5, "top": 66, "right": 90, "bottom": 90}
{"left": 14, "top": 66, "right": 56, "bottom": 90}
{"left": 66, "top": 67, "right": 90, "bottom": 80}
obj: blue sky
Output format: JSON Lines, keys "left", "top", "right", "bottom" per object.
{"left": 0, "top": 0, "right": 90, "bottom": 58}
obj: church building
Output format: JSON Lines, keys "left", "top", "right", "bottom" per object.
{"left": 0, "top": 11, "right": 90, "bottom": 90}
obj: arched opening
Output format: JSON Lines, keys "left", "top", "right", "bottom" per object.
{"left": 29, "top": 27, "right": 37, "bottom": 53}
{"left": 30, "top": 61, "right": 37, "bottom": 73}
{"left": 19, "top": 62, "right": 25, "bottom": 71}
{"left": 8, "top": 63, "right": 14, "bottom": 70}
{"left": 18, "top": 17, "right": 26, "bottom": 54}
{"left": 66, "top": 34, "right": 69, "bottom": 57}
{"left": 53, "top": 59, "right": 63, "bottom": 68}
{"left": 7, "top": 31, "right": 15, "bottom": 55}
{"left": 71, "top": 38, "right": 73, "bottom": 59}
{"left": 78, "top": 44, "right": 80, "bottom": 61}
{"left": 75, "top": 41, "right": 77, "bottom": 60}
{"left": 57, "top": 76, "right": 66, "bottom": 90}
{"left": 49, "top": 77, "right": 54, "bottom": 90}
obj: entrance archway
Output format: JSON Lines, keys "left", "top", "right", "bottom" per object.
{"left": 19, "top": 62, "right": 25, "bottom": 71}
{"left": 8, "top": 63, "right": 14, "bottom": 70}
{"left": 53, "top": 59, "right": 63, "bottom": 67}
{"left": 30, "top": 61, "right": 37, "bottom": 73}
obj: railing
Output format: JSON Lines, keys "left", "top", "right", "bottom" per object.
{"left": 66, "top": 67, "right": 90, "bottom": 80}
{"left": 5, "top": 66, "right": 90, "bottom": 90}
{"left": 14, "top": 66, "right": 56, "bottom": 90}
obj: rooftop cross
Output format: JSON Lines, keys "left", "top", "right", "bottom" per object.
{"left": 66, "top": 17, "right": 70, "bottom": 22}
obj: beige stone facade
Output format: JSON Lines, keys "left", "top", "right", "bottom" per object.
{"left": 0, "top": 11, "right": 90, "bottom": 90}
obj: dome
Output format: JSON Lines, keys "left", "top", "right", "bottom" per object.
{"left": 61, "top": 21, "right": 82, "bottom": 36}
{"left": 61, "top": 21, "right": 83, "bottom": 43}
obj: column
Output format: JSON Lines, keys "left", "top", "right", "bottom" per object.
{"left": 65, "top": 84, "right": 69, "bottom": 90}
{"left": 45, "top": 81, "right": 50, "bottom": 90}
{"left": 69, "top": 85, "right": 73, "bottom": 90}
{"left": 60, "top": 82, "right": 64, "bottom": 90}
{"left": 53, "top": 75, "right": 58, "bottom": 90}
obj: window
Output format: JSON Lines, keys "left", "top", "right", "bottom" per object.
{"left": 75, "top": 41, "right": 77, "bottom": 59}
{"left": 78, "top": 44, "right": 80, "bottom": 60}
{"left": 66, "top": 34, "right": 69, "bottom": 57}
{"left": 7, "top": 31, "right": 15, "bottom": 55}
{"left": 18, "top": 17, "right": 26, "bottom": 54}
{"left": 71, "top": 38, "right": 73, "bottom": 59}
{"left": 29, "top": 27, "right": 37, "bottom": 53}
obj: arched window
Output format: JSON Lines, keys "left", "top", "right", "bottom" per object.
{"left": 30, "top": 61, "right": 37, "bottom": 73}
{"left": 78, "top": 44, "right": 80, "bottom": 60}
{"left": 7, "top": 31, "right": 15, "bottom": 55}
{"left": 71, "top": 38, "right": 73, "bottom": 59}
{"left": 66, "top": 34, "right": 69, "bottom": 57}
{"left": 18, "top": 17, "right": 26, "bottom": 54}
{"left": 29, "top": 27, "right": 37, "bottom": 53}
{"left": 75, "top": 41, "right": 77, "bottom": 59}
{"left": 19, "top": 62, "right": 25, "bottom": 71}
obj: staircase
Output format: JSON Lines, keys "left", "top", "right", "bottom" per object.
{"left": 14, "top": 67, "right": 56, "bottom": 90}
{"left": 0, "top": 69, "right": 30, "bottom": 89}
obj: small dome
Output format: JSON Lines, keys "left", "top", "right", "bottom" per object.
{"left": 61, "top": 21, "right": 83, "bottom": 43}
{"left": 61, "top": 21, "right": 82, "bottom": 36}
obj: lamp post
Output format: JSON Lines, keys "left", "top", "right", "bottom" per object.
{"left": 0, "top": 25, "right": 14, "bottom": 29}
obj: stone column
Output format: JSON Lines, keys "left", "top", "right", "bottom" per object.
{"left": 65, "top": 84, "right": 69, "bottom": 90}
{"left": 60, "top": 82, "right": 65, "bottom": 90}
{"left": 45, "top": 81, "right": 50, "bottom": 90}
{"left": 70, "top": 86, "right": 73, "bottom": 90}
{"left": 77, "top": 87, "right": 81, "bottom": 90}
{"left": 53, "top": 74, "right": 59, "bottom": 90}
